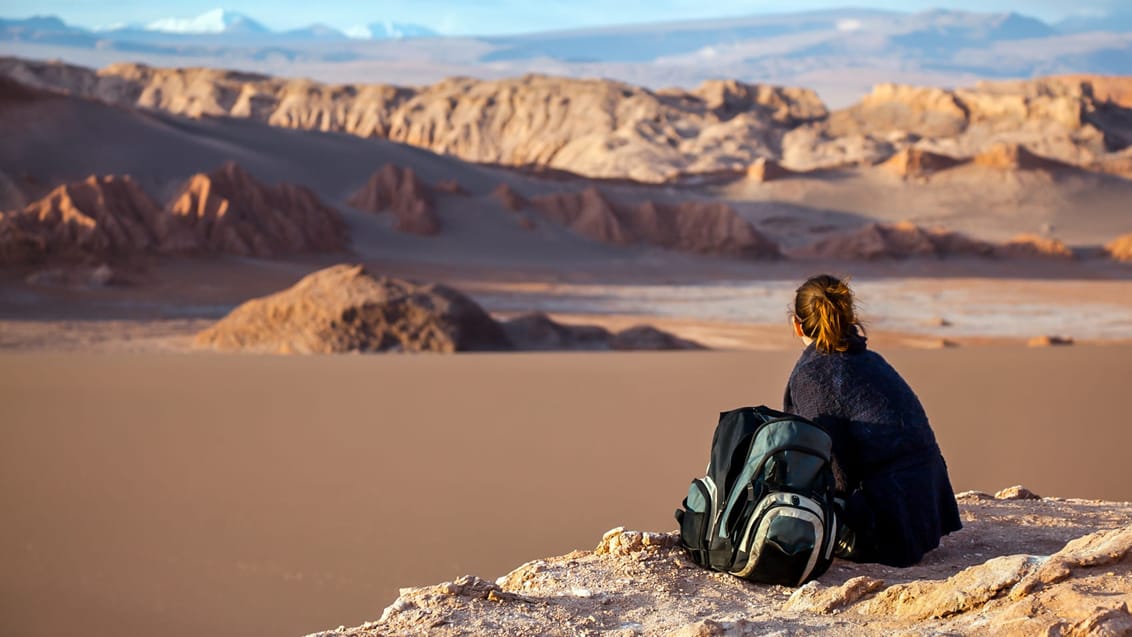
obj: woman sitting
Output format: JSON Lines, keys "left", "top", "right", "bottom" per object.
{"left": 783, "top": 274, "right": 962, "bottom": 567}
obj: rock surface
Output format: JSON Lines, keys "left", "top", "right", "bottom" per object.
{"left": 346, "top": 164, "right": 441, "bottom": 236}
{"left": 791, "top": 223, "right": 1082, "bottom": 261}
{"left": 197, "top": 266, "right": 704, "bottom": 354}
{"left": 307, "top": 492, "right": 1132, "bottom": 637}
{"left": 790, "top": 222, "right": 995, "bottom": 260}
{"left": 879, "top": 148, "right": 963, "bottom": 179}
{"left": 196, "top": 264, "right": 512, "bottom": 354}
{"left": 502, "top": 313, "right": 704, "bottom": 352}
{"left": 8, "top": 57, "right": 1128, "bottom": 183}
{"left": 167, "top": 162, "right": 348, "bottom": 256}
{"left": 529, "top": 188, "right": 780, "bottom": 258}
{"left": 1, "top": 165, "right": 347, "bottom": 264}
{"left": 0, "top": 175, "right": 188, "bottom": 264}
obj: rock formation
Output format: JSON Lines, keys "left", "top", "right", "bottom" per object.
{"left": 502, "top": 313, "right": 703, "bottom": 351}
{"left": 879, "top": 148, "right": 963, "bottom": 179}
{"left": 4, "top": 58, "right": 1130, "bottom": 183}
{"left": 0, "top": 58, "right": 827, "bottom": 183}
{"left": 0, "top": 166, "right": 348, "bottom": 264}
{"left": 0, "top": 175, "right": 187, "bottom": 264}
{"left": 167, "top": 162, "right": 348, "bottom": 256}
{"left": 195, "top": 264, "right": 513, "bottom": 354}
{"left": 529, "top": 188, "right": 780, "bottom": 259}
{"left": 347, "top": 164, "right": 440, "bottom": 236}
{"left": 792, "top": 223, "right": 1082, "bottom": 261}
{"left": 1106, "top": 233, "right": 1132, "bottom": 262}
{"left": 790, "top": 222, "right": 996, "bottom": 260}
{"left": 196, "top": 267, "right": 704, "bottom": 354}
{"left": 306, "top": 492, "right": 1132, "bottom": 636}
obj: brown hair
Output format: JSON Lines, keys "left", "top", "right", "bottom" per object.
{"left": 793, "top": 274, "right": 861, "bottom": 353}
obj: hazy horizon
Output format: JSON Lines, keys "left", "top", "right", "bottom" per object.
{"left": 3, "top": 0, "right": 1129, "bottom": 36}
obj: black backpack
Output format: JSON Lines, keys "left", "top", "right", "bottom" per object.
{"left": 675, "top": 406, "right": 839, "bottom": 586}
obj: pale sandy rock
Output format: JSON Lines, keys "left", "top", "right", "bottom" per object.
{"left": 1105, "top": 234, "right": 1132, "bottom": 262}
{"left": 995, "top": 234, "right": 1074, "bottom": 260}
{"left": 346, "top": 164, "right": 440, "bottom": 236}
{"left": 995, "top": 486, "right": 1041, "bottom": 500}
{"left": 857, "top": 554, "right": 1044, "bottom": 621}
{"left": 310, "top": 496, "right": 1132, "bottom": 637}
{"left": 195, "top": 264, "right": 512, "bottom": 354}
{"left": 1027, "top": 335, "right": 1075, "bottom": 347}
{"left": 1011, "top": 524, "right": 1132, "bottom": 599}
{"left": 0, "top": 175, "right": 189, "bottom": 264}
{"left": 691, "top": 79, "right": 828, "bottom": 125}
{"left": 0, "top": 59, "right": 819, "bottom": 183}
{"left": 596, "top": 528, "right": 682, "bottom": 556}
{"left": 784, "top": 576, "right": 886, "bottom": 614}
{"left": 6, "top": 58, "right": 1129, "bottom": 182}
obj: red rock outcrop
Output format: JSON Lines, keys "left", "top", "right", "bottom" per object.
{"left": 167, "top": 162, "right": 348, "bottom": 257}
{"left": 347, "top": 164, "right": 440, "bottom": 236}
{"left": 880, "top": 148, "right": 963, "bottom": 179}
{"left": 0, "top": 175, "right": 189, "bottom": 264}
{"left": 1106, "top": 234, "right": 1132, "bottom": 262}
{"left": 195, "top": 264, "right": 513, "bottom": 354}
{"left": 529, "top": 188, "right": 779, "bottom": 259}
{"left": 791, "top": 222, "right": 995, "bottom": 260}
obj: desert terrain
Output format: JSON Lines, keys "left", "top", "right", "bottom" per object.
{"left": 1, "top": 41, "right": 1131, "bottom": 637}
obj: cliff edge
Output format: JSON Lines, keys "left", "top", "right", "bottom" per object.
{"left": 307, "top": 488, "right": 1132, "bottom": 636}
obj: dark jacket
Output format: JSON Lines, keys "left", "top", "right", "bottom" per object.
{"left": 783, "top": 334, "right": 962, "bottom": 567}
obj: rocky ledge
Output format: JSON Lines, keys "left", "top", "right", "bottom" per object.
{"left": 307, "top": 488, "right": 1132, "bottom": 636}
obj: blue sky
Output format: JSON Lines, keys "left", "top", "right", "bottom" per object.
{"left": 4, "top": 0, "right": 1124, "bottom": 35}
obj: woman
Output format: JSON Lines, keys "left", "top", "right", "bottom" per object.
{"left": 783, "top": 274, "right": 962, "bottom": 567}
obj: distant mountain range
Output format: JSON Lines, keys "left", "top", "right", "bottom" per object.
{"left": 2, "top": 9, "right": 436, "bottom": 42}
{"left": 2, "top": 7, "right": 1130, "bottom": 106}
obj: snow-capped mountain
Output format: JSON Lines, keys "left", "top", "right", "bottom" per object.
{"left": 144, "top": 8, "right": 268, "bottom": 34}
{"left": 344, "top": 21, "right": 436, "bottom": 40}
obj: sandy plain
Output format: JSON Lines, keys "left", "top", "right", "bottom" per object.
{"left": 2, "top": 345, "right": 1131, "bottom": 637}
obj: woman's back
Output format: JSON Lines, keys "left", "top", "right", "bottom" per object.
{"left": 784, "top": 275, "right": 961, "bottom": 567}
